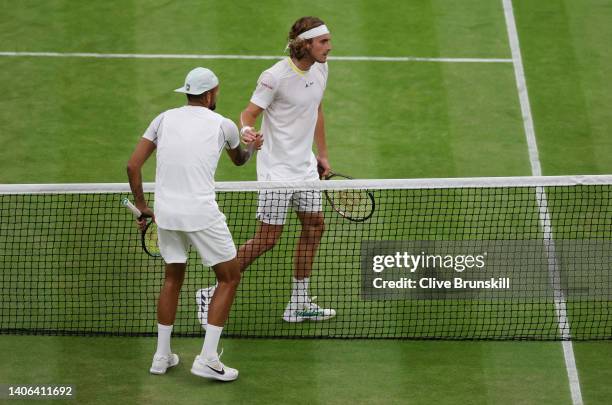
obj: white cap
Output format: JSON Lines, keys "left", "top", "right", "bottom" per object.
{"left": 174, "top": 67, "right": 219, "bottom": 95}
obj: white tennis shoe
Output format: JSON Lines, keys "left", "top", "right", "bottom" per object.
{"left": 150, "top": 353, "right": 179, "bottom": 375}
{"left": 283, "top": 297, "right": 336, "bottom": 323}
{"left": 191, "top": 354, "right": 239, "bottom": 382}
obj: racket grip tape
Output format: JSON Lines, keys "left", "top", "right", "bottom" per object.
{"left": 122, "top": 197, "right": 143, "bottom": 218}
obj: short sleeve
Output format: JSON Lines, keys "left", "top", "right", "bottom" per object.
{"left": 250, "top": 70, "right": 278, "bottom": 109}
{"left": 220, "top": 118, "right": 240, "bottom": 150}
{"left": 320, "top": 62, "right": 328, "bottom": 89}
{"left": 142, "top": 113, "right": 164, "bottom": 144}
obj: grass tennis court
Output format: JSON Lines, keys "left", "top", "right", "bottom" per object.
{"left": 1, "top": 0, "right": 611, "bottom": 403}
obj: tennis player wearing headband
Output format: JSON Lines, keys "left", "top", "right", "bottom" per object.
{"left": 196, "top": 16, "right": 336, "bottom": 325}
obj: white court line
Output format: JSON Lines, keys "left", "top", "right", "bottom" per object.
{"left": 502, "top": 1, "right": 583, "bottom": 404}
{"left": 0, "top": 51, "right": 511, "bottom": 63}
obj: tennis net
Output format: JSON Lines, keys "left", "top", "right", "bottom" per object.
{"left": 1, "top": 175, "right": 611, "bottom": 340}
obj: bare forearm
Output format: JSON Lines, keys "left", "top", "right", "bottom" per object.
{"left": 314, "top": 131, "right": 328, "bottom": 158}
{"left": 314, "top": 110, "right": 328, "bottom": 158}
{"left": 240, "top": 109, "right": 258, "bottom": 129}
{"left": 236, "top": 143, "right": 256, "bottom": 166}
{"left": 228, "top": 141, "right": 259, "bottom": 166}
{"left": 127, "top": 165, "right": 147, "bottom": 206}
{"left": 126, "top": 138, "right": 156, "bottom": 208}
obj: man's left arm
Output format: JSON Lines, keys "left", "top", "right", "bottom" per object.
{"left": 314, "top": 103, "right": 331, "bottom": 178}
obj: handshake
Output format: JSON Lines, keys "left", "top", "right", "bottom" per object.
{"left": 240, "top": 126, "right": 264, "bottom": 150}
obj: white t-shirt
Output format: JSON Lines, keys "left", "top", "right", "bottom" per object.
{"left": 142, "top": 105, "right": 240, "bottom": 231}
{"left": 250, "top": 58, "right": 328, "bottom": 181}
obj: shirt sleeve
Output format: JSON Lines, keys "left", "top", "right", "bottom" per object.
{"left": 220, "top": 118, "right": 240, "bottom": 150}
{"left": 250, "top": 70, "right": 278, "bottom": 109}
{"left": 142, "top": 113, "right": 164, "bottom": 145}
{"left": 320, "top": 62, "right": 329, "bottom": 90}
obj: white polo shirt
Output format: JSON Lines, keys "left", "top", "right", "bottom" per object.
{"left": 250, "top": 58, "right": 328, "bottom": 181}
{"left": 142, "top": 106, "right": 240, "bottom": 231}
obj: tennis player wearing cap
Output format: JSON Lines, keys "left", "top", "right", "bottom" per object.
{"left": 196, "top": 16, "right": 335, "bottom": 324}
{"left": 127, "top": 67, "right": 261, "bottom": 381}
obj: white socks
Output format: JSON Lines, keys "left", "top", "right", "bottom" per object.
{"left": 202, "top": 324, "right": 223, "bottom": 360}
{"left": 291, "top": 277, "right": 310, "bottom": 305}
{"left": 156, "top": 323, "right": 173, "bottom": 356}
{"left": 157, "top": 323, "right": 223, "bottom": 361}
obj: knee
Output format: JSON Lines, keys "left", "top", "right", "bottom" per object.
{"left": 304, "top": 219, "right": 325, "bottom": 239}
{"left": 164, "top": 263, "right": 186, "bottom": 288}
{"left": 229, "top": 269, "right": 241, "bottom": 286}
{"left": 219, "top": 270, "right": 241, "bottom": 288}
{"left": 253, "top": 233, "right": 280, "bottom": 253}
{"left": 164, "top": 274, "right": 184, "bottom": 291}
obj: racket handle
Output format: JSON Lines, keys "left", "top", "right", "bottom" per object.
{"left": 122, "top": 197, "right": 142, "bottom": 218}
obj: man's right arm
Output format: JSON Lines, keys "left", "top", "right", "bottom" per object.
{"left": 241, "top": 69, "right": 276, "bottom": 143}
{"left": 126, "top": 137, "right": 156, "bottom": 220}
{"left": 223, "top": 117, "right": 262, "bottom": 166}
{"left": 239, "top": 102, "right": 264, "bottom": 143}
{"left": 127, "top": 113, "right": 162, "bottom": 218}
{"left": 226, "top": 142, "right": 259, "bottom": 166}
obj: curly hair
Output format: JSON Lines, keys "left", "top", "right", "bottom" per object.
{"left": 286, "top": 16, "right": 325, "bottom": 60}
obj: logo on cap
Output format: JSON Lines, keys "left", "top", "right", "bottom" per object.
{"left": 186, "top": 84, "right": 191, "bottom": 91}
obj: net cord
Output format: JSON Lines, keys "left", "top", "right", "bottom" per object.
{"left": 1, "top": 174, "right": 612, "bottom": 195}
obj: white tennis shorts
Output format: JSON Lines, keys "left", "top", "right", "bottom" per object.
{"left": 256, "top": 190, "right": 323, "bottom": 225}
{"left": 157, "top": 220, "right": 237, "bottom": 267}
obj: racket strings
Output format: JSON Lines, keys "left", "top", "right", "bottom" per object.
{"left": 143, "top": 222, "right": 161, "bottom": 256}
{"left": 332, "top": 189, "right": 371, "bottom": 216}
{"left": 326, "top": 189, "right": 374, "bottom": 221}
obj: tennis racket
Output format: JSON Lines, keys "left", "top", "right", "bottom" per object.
{"left": 321, "top": 170, "right": 375, "bottom": 222}
{"left": 121, "top": 198, "right": 161, "bottom": 258}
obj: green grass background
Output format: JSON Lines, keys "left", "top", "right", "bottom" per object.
{"left": 1, "top": 0, "right": 611, "bottom": 403}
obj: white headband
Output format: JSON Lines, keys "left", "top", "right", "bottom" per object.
{"left": 297, "top": 24, "right": 330, "bottom": 40}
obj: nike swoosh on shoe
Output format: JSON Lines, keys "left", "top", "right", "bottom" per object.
{"left": 207, "top": 365, "right": 225, "bottom": 375}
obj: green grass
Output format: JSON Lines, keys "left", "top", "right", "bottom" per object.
{"left": 2, "top": 336, "right": 573, "bottom": 405}
{"left": 0, "top": 0, "right": 508, "bottom": 57}
{"left": 573, "top": 342, "right": 612, "bottom": 404}
{"left": 0, "top": 0, "right": 525, "bottom": 184}
{"left": 0, "top": 57, "right": 531, "bottom": 183}
{"left": 1, "top": 0, "right": 612, "bottom": 403}
{"left": 514, "top": 0, "right": 612, "bottom": 174}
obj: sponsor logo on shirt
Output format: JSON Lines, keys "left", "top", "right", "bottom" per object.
{"left": 260, "top": 82, "right": 274, "bottom": 90}
{"left": 305, "top": 81, "right": 315, "bottom": 88}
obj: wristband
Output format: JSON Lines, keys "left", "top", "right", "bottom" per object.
{"left": 240, "top": 126, "right": 254, "bottom": 136}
